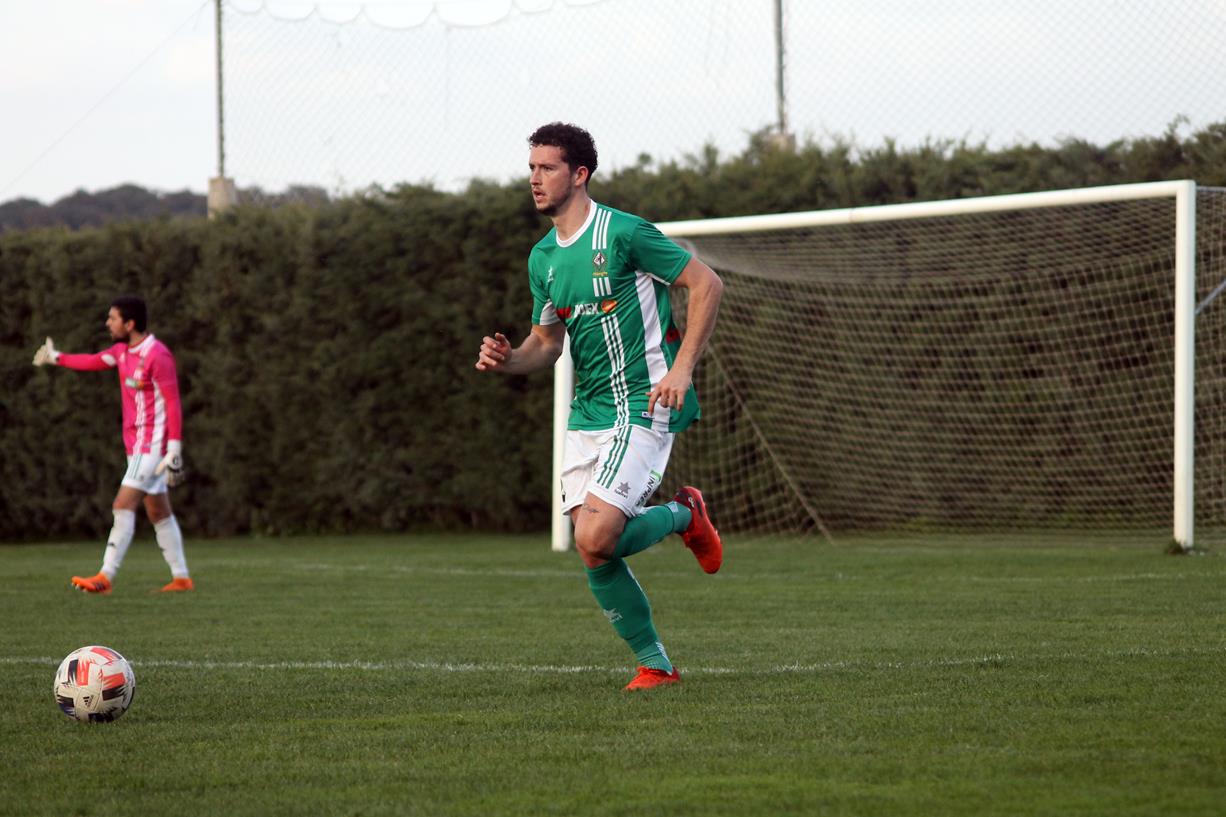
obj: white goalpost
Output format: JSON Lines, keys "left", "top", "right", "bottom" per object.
{"left": 552, "top": 181, "right": 1219, "bottom": 551}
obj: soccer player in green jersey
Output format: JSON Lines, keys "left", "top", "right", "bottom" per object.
{"left": 476, "top": 122, "right": 724, "bottom": 690}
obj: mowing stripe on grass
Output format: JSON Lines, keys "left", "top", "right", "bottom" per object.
{"left": 225, "top": 560, "right": 1200, "bottom": 584}
{"left": 7, "top": 644, "right": 1223, "bottom": 676}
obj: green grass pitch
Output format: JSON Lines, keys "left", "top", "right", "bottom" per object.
{"left": 3, "top": 533, "right": 1225, "bottom": 816}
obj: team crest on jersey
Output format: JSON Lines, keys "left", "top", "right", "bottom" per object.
{"left": 592, "top": 251, "right": 606, "bottom": 269}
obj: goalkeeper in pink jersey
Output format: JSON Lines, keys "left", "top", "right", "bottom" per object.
{"left": 32, "top": 295, "right": 193, "bottom": 594}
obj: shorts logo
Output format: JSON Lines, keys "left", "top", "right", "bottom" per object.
{"left": 615, "top": 481, "right": 631, "bottom": 497}
{"left": 637, "top": 470, "right": 663, "bottom": 506}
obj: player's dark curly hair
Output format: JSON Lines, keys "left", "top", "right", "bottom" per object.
{"left": 528, "top": 122, "right": 598, "bottom": 185}
{"left": 111, "top": 295, "right": 148, "bottom": 332}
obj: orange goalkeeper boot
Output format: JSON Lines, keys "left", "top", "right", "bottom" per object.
{"left": 71, "top": 573, "right": 112, "bottom": 594}
{"left": 673, "top": 486, "right": 723, "bottom": 574}
{"left": 160, "top": 577, "right": 195, "bottom": 592}
{"left": 624, "top": 666, "right": 682, "bottom": 691}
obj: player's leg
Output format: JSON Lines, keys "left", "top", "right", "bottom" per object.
{"left": 568, "top": 428, "right": 679, "bottom": 687}
{"left": 144, "top": 485, "right": 192, "bottom": 592}
{"left": 574, "top": 498, "right": 674, "bottom": 675}
{"left": 611, "top": 503, "right": 688, "bottom": 558}
{"left": 70, "top": 479, "right": 142, "bottom": 594}
{"left": 596, "top": 428, "right": 694, "bottom": 560}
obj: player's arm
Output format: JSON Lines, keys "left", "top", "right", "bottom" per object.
{"left": 476, "top": 322, "right": 566, "bottom": 375}
{"left": 32, "top": 338, "right": 118, "bottom": 371}
{"left": 151, "top": 351, "right": 186, "bottom": 485}
{"left": 647, "top": 257, "right": 723, "bottom": 414}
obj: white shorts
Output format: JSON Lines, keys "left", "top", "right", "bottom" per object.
{"left": 120, "top": 451, "right": 168, "bottom": 495}
{"left": 561, "top": 426, "right": 674, "bottom": 518}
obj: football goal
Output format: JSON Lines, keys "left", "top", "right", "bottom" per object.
{"left": 552, "top": 181, "right": 1226, "bottom": 551}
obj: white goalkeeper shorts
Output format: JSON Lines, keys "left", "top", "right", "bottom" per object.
{"left": 560, "top": 425, "right": 674, "bottom": 519}
{"left": 120, "top": 452, "right": 168, "bottom": 495}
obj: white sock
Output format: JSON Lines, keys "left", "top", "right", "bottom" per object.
{"left": 154, "top": 515, "right": 189, "bottom": 579}
{"left": 100, "top": 509, "right": 137, "bottom": 579}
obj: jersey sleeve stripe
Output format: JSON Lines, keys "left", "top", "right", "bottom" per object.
{"left": 634, "top": 272, "right": 673, "bottom": 431}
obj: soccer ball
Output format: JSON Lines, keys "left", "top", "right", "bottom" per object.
{"left": 53, "top": 645, "right": 136, "bottom": 723}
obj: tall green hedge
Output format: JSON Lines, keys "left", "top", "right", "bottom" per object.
{"left": 2, "top": 125, "right": 1224, "bottom": 540}
{"left": 1, "top": 185, "right": 553, "bottom": 539}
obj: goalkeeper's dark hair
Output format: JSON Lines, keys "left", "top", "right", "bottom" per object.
{"left": 111, "top": 295, "right": 147, "bottom": 332}
{"left": 528, "top": 122, "right": 598, "bottom": 185}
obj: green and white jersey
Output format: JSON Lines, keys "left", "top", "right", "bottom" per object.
{"left": 529, "top": 202, "right": 700, "bottom": 433}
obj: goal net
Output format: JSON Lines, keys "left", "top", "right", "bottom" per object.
{"left": 553, "top": 182, "right": 1226, "bottom": 548}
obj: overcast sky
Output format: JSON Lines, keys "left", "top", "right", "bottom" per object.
{"left": 2, "top": 0, "right": 217, "bottom": 203}
{"left": 3, "top": 0, "right": 1224, "bottom": 204}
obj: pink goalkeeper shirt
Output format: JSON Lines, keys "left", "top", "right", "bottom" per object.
{"left": 57, "top": 334, "right": 182, "bottom": 456}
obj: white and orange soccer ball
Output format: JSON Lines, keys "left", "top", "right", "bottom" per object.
{"left": 53, "top": 646, "right": 136, "bottom": 723}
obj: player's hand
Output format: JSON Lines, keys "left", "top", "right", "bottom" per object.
{"left": 32, "top": 337, "right": 59, "bottom": 367}
{"left": 647, "top": 367, "right": 692, "bottom": 415}
{"left": 475, "top": 332, "right": 512, "bottom": 372}
{"left": 155, "top": 440, "right": 186, "bottom": 487}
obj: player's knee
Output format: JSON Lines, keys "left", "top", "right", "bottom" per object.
{"left": 573, "top": 529, "right": 617, "bottom": 561}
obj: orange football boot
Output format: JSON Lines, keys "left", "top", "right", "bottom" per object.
{"left": 673, "top": 486, "right": 723, "bottom": 573}
{"left": 70, "top": 573, "right": 112, "bottom": 594}
{"left": 625, "top": 666, "right": 682, "bottom": 690}
{"left": 161, "top": 577, "right": 195, "bottom": 592}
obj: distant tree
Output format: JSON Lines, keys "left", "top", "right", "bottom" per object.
{"left": 0, "top": 185, "right": 206, "bottom": 232}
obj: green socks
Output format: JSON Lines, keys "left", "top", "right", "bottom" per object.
{"left": 584, "top": 502, "right": 692, "bottom": 672}
{"left": 585, "top": 558, "right": 673, "bottom": 672}
{"left": 612, "top": 501, "right": 692, "bottom": 559}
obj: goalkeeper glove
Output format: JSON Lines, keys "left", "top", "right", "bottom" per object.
{"left": 32, "top": 337, "right": 59, "bottom": 367}
{"left": 156, "top": 440, "right": 185, "bottom": 486}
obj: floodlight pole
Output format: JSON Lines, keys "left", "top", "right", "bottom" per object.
{"left": 208, "top": 0, "right": 238, "bottom": 216}
{"left": 216, "top": 0, "right": 225, "bottom": 178}
{"left": 773, "top": 0, "right": 787, "bottom": 137}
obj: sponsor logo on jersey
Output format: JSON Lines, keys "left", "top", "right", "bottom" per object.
{"left": 558, "top": 301, "right": 616, "bottom": 320}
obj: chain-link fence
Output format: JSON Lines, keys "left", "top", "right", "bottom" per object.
{"left": 222, "top": 0, "right": 1226, "bottom": 198}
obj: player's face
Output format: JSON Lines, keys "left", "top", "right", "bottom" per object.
{"left": 106, "top": 307, "right": 132, "bottom": 342}
{"left": 529, "top": 144, "right": 579, "bottom": 216}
